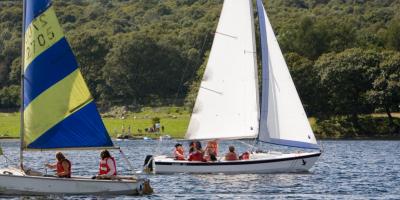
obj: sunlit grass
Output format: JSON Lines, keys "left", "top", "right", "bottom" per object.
{"left": 0, "top": 110, "right": 398, "bottom": 139}
{"left": 0, "top": 107, "right": 190, "bottom": 139}
{"left": 0, "top": 112, "right": 20, "bottom": 138}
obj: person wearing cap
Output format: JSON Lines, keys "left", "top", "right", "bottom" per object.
{"left": 174, "top": 143, "right": 185, "bottom": 160}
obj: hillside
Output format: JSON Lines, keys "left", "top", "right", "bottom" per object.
{"left": 0, "top": 0, "right": 399, "bottom": 137}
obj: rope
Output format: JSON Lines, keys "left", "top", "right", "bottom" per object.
{"left": 118, "top": 149, "right": 137, "bottom": 176}
{"left": 238, "top": 140, "right": 257, "bottom": 150}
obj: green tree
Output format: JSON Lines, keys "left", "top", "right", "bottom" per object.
{"left": 285, "top": 52, "right": 325, "bottom": 116}
{"left": 385, "top": 20, "right": 400, "bottom": 51}
{"left": 0, "top": 85, "right": 20, "bottom": 108}
{"left": 367, "top": 50, "right": 400, "bottom": 134}
{"left": 315, "top": 48, "right": 379, "bottom": 120}
{"left": 69, "top": 31, "right": 111, "bottom": 100}
{"left": 102, "top": 33, "right": 188, "bottom": 106}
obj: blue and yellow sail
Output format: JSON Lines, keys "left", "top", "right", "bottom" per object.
{"left": 23, "top": 0, "right": 113, "bottom": 149}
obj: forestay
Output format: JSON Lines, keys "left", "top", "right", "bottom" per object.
{"left": 186, "top": 0, "right": 259, "bottom": 140}
{"left": 256, "top": 0, "right": 318, "bottom": 149}
{"left": 23, "top": 0, "right": 113, "bottom": 149}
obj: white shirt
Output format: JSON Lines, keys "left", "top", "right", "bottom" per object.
{"left": 105, "top": 158, "right": 116, "bottom": 176}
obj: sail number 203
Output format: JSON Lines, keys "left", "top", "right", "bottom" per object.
{"left": 25, "top": 13, "right": 56, "bottom": 60}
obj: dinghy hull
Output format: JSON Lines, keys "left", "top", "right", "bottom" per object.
{"left": 0, "top": 168, "right": 150, "bottom": 195}
{"left": 150, "top": 152, "right": 320, "bottom": 174}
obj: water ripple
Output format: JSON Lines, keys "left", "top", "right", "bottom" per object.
{"left": 0, "top": 140, "right": 398, "bottom": 199}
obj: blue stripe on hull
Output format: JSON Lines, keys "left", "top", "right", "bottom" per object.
{"left": 27, "top": 101, "right": 113, "bottom": 149}
{"left": 24, "top": 0, "right": 52, "bottom": 31}
{"left": 24, "top": 38, "right": 78, "bottom": 108}
{"left": 260, "top": 138, "right": 320, "bottom": 150}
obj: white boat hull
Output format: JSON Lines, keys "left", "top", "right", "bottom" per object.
{"left": 0, "top": 168, "right": 150, "bottom": 195}
{"left": 150, "top": 152, "right": 321, "bottom": 174}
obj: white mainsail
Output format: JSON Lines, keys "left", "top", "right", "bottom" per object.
{"left": 257, "top": 0, "right": 318, "bottom": 149}
{"left": 185, "top": 0, "right": 259, "bottom": 140}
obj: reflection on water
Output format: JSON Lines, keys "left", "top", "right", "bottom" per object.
{"left": 0, "top": 139, "right": 399, "bottom": 199}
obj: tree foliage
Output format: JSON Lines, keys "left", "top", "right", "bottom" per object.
{"left": 0, "top": 0, "right": 399, "bottom": 129}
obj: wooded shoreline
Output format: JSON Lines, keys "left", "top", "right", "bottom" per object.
{"left": 1, "top": 108, "right": 399, "bottom": 140}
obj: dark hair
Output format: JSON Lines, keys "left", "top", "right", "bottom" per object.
{"left": 175, "top": 143, "right": 182, "bottom": 148}
{"left": 189, "top": 141, "right": 196, "bottom": 153}
{"left": 56, "top": 152, "right": 65, "bottom": 161}
{"left": 195, "top": 141, "right": 202, "bottom": 150}
{"left": 229, "top": 146, "right": 235, "bottom": 152}
{"left": 100, "top": 150, "right": 112, "bottom": 159}
{"left": 210, "top": 154, "right": 217, "bottom": 161}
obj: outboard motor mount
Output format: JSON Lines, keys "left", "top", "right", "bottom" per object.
{"left": 143, "top": 155, "right": 154, "bottom": 172}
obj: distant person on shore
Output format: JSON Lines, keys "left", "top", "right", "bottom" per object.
{"left": 96, "top": 150, "right": 117, "bottom": 179}
{"left": 225, "top": 146, "right": 238, "bottom": 161}
{"left": 174, "top": 143, "right": 185, "bottom": 160}
{"left": 45, "top": 152, "right": 71, "bottom": 178}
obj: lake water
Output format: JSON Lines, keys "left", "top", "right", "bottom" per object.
{"left": 0, "top": 139, "right": 398, "bottom": 199}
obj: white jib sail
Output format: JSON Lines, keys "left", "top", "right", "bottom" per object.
{"left": 257, "top": 0, "right": 319, "bottom": 149}
{"left": 185, "top": 0, "right": 259, "bottom": 140}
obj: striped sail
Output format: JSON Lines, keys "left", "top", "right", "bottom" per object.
{"left": 257, "top": 0, "right": 318, "bottom": 149}
{"left": 23, "top": 0, "right": 113, "bottom": 149}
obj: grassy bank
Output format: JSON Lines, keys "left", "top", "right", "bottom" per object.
{"left": 0, "top": 108, "right": 399, "bottom": 139}
{"left": 0, "top": 107, "right": 190, "bottom": 139}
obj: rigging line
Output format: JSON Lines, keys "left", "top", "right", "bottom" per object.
{"left": 200, "top": 86, "right": 223, "bottom": 95}
{"left": 244, "top": 50, "right": 256, "bottom": 54}
{"left": 215, "top": 32, "right": 238, "bottom": 39}
{"left": 238, "top": 140, "right": 257, "bottom": 150}
{"left": 173, "top": 32, "right": 210, "bottom": 105}
{"left": 119, "top": 149, "right": 139, "bottom": 177}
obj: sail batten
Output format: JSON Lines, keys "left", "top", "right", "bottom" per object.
{"left": 23, "top": 0, "right": 113, "bottom": 149}
{"left": 185, "top": 0, "right": 259, "bottom": 140}
{"left": 256, "top": 0, "right": 318, "bottom": 149}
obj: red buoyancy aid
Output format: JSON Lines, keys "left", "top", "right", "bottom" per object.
{"left": 225, "top": 152, "right": 238, "bottom": 161}
{"left": 174, "top": 149, "right": 185, "bottom": 160}
{"left": 188, "top": 151, "right": 205, "bottom": 162}
{"left": 206, "top": 141, "right": 218, "bottom": 156}
{"left": 99, "top": 157, "right": 117, "bottom": 176}
{"left": 240, "top": 152, "right": 250, "bottom": 160}
{"left": 56, "top": 159, "right": 71, "bottom": 178}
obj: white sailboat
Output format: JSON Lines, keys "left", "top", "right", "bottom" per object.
{"left": 145, "top": 0, "right": 321, "bottom": 174}
{"left": 0, "top": 0, "right": 151, "bottom": 195}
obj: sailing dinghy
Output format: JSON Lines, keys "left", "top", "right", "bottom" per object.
{"left": 145, "top": 0, "right": 321, "bottom": 174}
{"left": 0, "top": 0, "right": 151, "bottom": 195}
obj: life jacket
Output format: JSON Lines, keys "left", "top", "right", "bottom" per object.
{"left": 99, "top": 157, "right": 117, "bottom": 176}
{"left": 225, "top": 152, "right": 238, "bottom": 161}
{"left": 56, "top": 159, "right": 71, "bottom": 178}
{"left": 188, "top": 151, "right": 205, "bottom": 162}
{"left": 174, "top": 149, "right": 185, "bottom": 160}
{"left": 206, "top": 141, "right": 218, "bottom": 156}
{"left": 240, "top": 152, "right": 250, "bottom": 160}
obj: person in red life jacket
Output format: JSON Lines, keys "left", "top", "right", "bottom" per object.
{"left": 204, "top": 140, "right": 218, "bottom": 161}
{"left": 225, "top": 146, "right": 238, "bottom": 161}
{"left": 45, "top": 152, "right": 71, "bottom": 178}
{"left": 96, "top": 150, "right": 117, "bottom": 179}
{"left": 239, "top": 151, "right": 250, "bottom": 160}
{"left": 188, "top": 141, "right": 197, "bottom": 154}
{"left": 188, "top": 145, "right": 206, "bottom": 162}
{"left": 174, "top": 143, "right": 185, "bottom": 160}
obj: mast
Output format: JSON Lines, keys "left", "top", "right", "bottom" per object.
{"left": 19, "top": 0, "right": 26, "bottom": 170}
{"left": 257, "top": 0, "right": 270, "bottom": 141}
